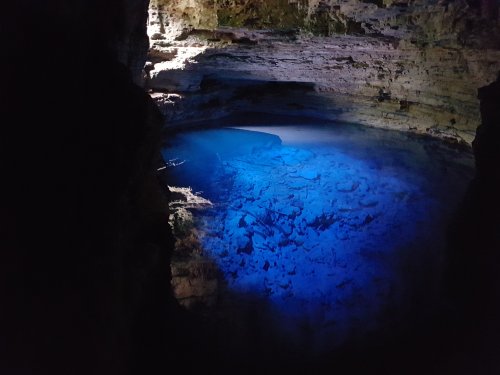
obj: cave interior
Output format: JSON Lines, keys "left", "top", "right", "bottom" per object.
{"left": 2, "top": 0, "right": 500, "bottom": 374}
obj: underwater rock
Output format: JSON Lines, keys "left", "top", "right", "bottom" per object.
{"left": 359, "top": 197, "right": 379, "bottom": 207}
{"left": 308, "top": 213, "right": 336, "bottom": 230}
{"left": 336, "top": 181, "right": 360, "bottom": 192}
{"left": 236, "top": 234, "right": 254, "bottom": 255}
{"left": 292, "top": 170, "right": 320, "bottom": 180}
{"left": 263, "top": 261, "right": 270, "bottom": 271}
{"left": 163, "top": 125, "right": 475, "bottom": 358}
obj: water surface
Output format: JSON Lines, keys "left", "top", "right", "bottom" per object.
{"left": 161, "top": 123, "right": 474, "bottom": 353}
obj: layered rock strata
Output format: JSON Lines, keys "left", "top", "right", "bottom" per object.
{"left": 147, "top": 0, "right": 500, "bottom": 144}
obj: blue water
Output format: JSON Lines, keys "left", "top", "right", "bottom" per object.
{"left": 161, "top": 123, "right": 474, "bottom": 352}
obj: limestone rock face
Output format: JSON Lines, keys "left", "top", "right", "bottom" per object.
{"left": 150, "top": 0, "right": 500, "bottom": 45}
{"left": 149, "top": 0, "right": 218, "bottom": 38}
{"left": 147, "top": 0, "right": 500, "bottom": 144}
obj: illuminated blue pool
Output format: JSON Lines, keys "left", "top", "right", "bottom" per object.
{"left": 161, "top": 123, "right": 474, "bottom": 353}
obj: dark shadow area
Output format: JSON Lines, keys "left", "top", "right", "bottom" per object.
{"left": 443, "top": 74, "right": 500, "bottom": 373}
{"left": 156, "top": 75, "right": 343, "bottom": 129}
{"left": 1, "top": 1, "right": 198, "bottom": 374}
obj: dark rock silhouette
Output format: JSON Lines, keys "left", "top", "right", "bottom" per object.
{"left": 0, "top": 2, "right": 195, "bottom": 374}
{"left": 447, "top": 73, "right": 500, "bottom": 316}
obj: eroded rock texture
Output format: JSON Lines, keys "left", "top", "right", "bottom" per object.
{"left": 148, "top": 0, "right": 500, "bottom": 144}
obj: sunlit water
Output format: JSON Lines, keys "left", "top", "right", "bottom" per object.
{"left": 161, "top": 123, "right": 474, "bottom": 353}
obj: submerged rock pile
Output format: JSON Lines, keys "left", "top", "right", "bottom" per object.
{"left": 163, "top": 125, "right": 475, "bottom": 350}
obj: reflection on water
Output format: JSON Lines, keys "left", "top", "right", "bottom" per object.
{"left": 161, "top": 123, "right": 474, "bottom": 354}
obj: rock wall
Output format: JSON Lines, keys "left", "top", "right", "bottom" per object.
{"left": 444, "top": 74, "right": 500, "bottom": 355}
{"left": 116, "top": 0, "right": 152, "bottom": 83}
{"left": 148, "top": 0, "right": 500, "bottom": 144}
{"left": 149, "top": 0, "right": 500, "bottom": 41}
{"left": 2, "top": 1, "right": 197, "bottom": 374}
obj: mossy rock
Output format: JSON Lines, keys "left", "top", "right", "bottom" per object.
{"left": 216, "top": 0, "right": 307, "bottom": 29}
